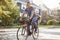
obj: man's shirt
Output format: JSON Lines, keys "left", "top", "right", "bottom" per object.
{"left": 25, "top": 6, "right": 36, "bottom": 18}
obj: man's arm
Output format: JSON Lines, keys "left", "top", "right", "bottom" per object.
{"left": 30, "top": 10, "right": 35, "bottom": 19}
{"left": 20, "top": 11, "right": 26, "bottom": 20}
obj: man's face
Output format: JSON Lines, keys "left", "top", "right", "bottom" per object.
{"left": 27, "top": 3, "right": 30, "bottom": 8}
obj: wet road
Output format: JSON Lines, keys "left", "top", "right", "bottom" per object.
{"left": 0, "top": 28, "right": 60, "bottom": 40}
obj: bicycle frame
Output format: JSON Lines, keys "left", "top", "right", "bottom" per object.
{"left": 17, "top": 18, "right": 40, "bottom": 40}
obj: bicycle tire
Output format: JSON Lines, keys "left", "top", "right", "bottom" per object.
{"left": 32, "top": 27, "right": 39, "bottom": 40}
{"left": 17, "top": 26, "right": 26, "bottom": 40}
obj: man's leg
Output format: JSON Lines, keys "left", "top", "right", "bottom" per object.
{"left": 32, "top": 17, "right": 37, "bottom": 32}
{"left": 32, "top": 22, "right": 37, "bottom": 32}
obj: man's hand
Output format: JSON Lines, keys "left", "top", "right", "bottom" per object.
{"left": 20, "top": 18, "right": 22, "bottom": 21}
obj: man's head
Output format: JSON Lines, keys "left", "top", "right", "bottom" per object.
{"left": 26, "top": 2, "right": 31, "bottom": 8}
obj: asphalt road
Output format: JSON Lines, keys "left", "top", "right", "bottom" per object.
{"left": 0, "top": 28, "right": 60, "bottom": 40}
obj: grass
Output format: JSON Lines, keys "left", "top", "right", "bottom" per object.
{"left": 0, "top": 25, "right": 60, "bottom": 28}
{"left": 39, "top": 25, "right": 60, "bottom": 28}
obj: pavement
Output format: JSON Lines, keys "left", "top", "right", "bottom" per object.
{"left": 0, "top": 28, "right": 60, "bottom": 40}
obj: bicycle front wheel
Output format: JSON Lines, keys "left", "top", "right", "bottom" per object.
{"left": 17, "top": 26, "right": 27, "bottom": 40}
{"left": 32, "top": 27, "right": 39, "bottom": 40}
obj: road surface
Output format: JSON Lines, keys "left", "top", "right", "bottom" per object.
{"left": 0, "top": 28, "right": 60, "bottom": 40}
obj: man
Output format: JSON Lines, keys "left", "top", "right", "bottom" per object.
{"left": 20, "top": 2, "right": 37, "bottom": 35}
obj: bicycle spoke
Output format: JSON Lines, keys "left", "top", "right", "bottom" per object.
{"left": 17, "top": 26, "right": 27, "bottom": 40}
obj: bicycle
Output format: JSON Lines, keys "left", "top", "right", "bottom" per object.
{"left": 17, "top": 19, "right": 39, "bottom": 40}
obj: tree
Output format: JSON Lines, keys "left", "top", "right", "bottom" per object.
{"left": 0, "top": 0, "right": 19, "bottom": 27}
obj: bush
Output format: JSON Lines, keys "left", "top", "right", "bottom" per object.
{"left": 47, "top": 19, "right": 59, "bottom": 25}
{"left": 0, "top": 0, "right": 19, "bottom": 27}
{"left": 40, "top": 22, "right": 47, "bottom": 25}
{"left": 58, "top": 21, "right": 60, "bottom": 25}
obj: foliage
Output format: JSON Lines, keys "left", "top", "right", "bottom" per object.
{"left": 47, "top": 19, "right": 59, "bottom": 25}
{"left": 0, "top": 0, "right": 19, "bottom": 27}
{"left": 40, "top": 22, "right": 47, "bottom": 25}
